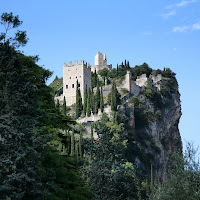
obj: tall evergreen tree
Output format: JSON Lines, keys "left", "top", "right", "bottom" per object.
{"left": 87, "top": 88, "right": 91, "bottom": 117}
{"left": 0, "top": 43, "right": 45, "bottom": 199}
{"left": 83, "top": 87, "right": 88, "bottom": 115}
{"left": 111, "top": 83, "right": 120, "bottom": 111}
{"left": 56, "top": 98, "right": 60, "bottom": 112}
{"left": 127, "top": 61, "right": 130, "bottom": 68}
{"left": 100, "top": 86, "right": 104, "bottom": 112}
{"left": 91, "top": 88, "right": 95, "bottom": 114}
{"left": 94, "top": 69, "right": 97, "bottom": 87}
{"left": 63, "top": 96, "right": 67, "bottom": 115}
{"left": 75, "top": 80, "right": 82, "bottom": 118}
{"left": 95, "top": 80, "right": 100, "bottom": 109}
{"left": 71, "top": 129, "right": 75, "bottom": 156}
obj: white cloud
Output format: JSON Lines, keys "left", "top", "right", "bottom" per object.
{"left": 173, "top": 22, "right": 200, "bottom": 32}
{"left": 191, "top": 22, "right": 200, "bottom": 30}
{"left": 161, "top": 10, "right": 176, "bottom": 19}
{"left": 173, "top": 26, "right": 190, "bottom": 32}
{"left": 165, "top": 0, "right": 197, "bottom": 9}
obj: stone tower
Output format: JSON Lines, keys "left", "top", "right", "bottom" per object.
{"left": 63, "top": 60, "right": 91, "bottom": 106}
{"left": 91, "top": 51, "right": 112, "bottom": 72}
{"left": 126, "top": 71, "right": 132, "bottom": 93}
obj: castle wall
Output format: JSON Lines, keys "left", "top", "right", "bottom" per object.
{"left": 91, "top": 64, "right": 112, "bottom": 73}
{"left": 63, "top": 61, "right": 91, "bottom": 106}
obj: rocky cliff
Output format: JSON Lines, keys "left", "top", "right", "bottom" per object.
{"left": 117, "top": 71, "right": 182, "bottom": 182}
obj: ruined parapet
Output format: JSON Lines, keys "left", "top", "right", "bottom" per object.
{"left": 91, "top": 51, "right": 112, "bottom": 72}
{"left": 135, "top": 74, "right": 148, "bottom": 87}
{"left": 149, "top": 74, "right": 162, "bottom": 90}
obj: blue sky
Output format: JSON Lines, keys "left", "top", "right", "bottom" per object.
{"left": 1, "top": 0, "right": 200, "bottom": 150}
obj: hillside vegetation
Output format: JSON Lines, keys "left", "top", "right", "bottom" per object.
{"left": 1, "top": 12, "right": 200, "bottom": 200}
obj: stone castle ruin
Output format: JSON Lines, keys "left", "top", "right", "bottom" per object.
{"left": 55, "top": 51, "right": 162, "bottom": 107}
{"left": 63, "top": 60, "right": 91, "bottom": 106}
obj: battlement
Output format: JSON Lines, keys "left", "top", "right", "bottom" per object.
{"left": 63, "top": 60, "right": 91, "bottom": 70}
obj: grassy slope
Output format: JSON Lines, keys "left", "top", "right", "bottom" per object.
{"left": 49, "top": 77, "right": 63, "bottom": 93}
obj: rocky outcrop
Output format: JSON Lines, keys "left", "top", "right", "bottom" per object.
{"left": 122, "top": 74, "right": 182, "bottom": 182}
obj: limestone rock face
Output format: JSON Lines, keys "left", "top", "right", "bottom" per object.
{"left": 123, "top": 74, "right": 182, "bottom": 182}
{"left": 147, "top": 92, "right": 182, "bottom": 180}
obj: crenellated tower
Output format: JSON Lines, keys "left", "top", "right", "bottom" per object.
{"left": 63, "top": 60, "right": 91, "bottom": 106}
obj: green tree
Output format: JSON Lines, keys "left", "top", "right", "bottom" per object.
{"left": 0, "top": 43, "right": 45, "bottom": 199}
{"left": 110, "top": 82, "right": 120, "bottom": 111}
{"left": 95, "top": 80, "right": 100, "bottom": 108}
{"left": 91, "top": 88, "right": 95, "bottom": 114}
{"left": 83, "top": 122, "right": 143, "bottom": 200}
{"left": 150, "top": 143, "right": 200, "bottom": 200}
{"left": 56, "top": 99, "right": 60, "bottom": 112}
{"left": 83, "top": 87, "right": 88, "bottom": 115}
{"left": 87, "top": 88, "right": 91, "bottom": 117}
{"left": 75, "top": 80, "right": 82, "bottom": 118}
{"left": 63, "top": 96, "right": 67, "bottom": 115}
{"left": 0, "top": 12, "right": 28, "bottom": 47}
{"left": 70, "top": 129, "right": 75, "bottom": 156}
{"left": 100, "top": 86, "right": 104, "bottom": 112}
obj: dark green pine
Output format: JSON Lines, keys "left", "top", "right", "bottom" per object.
{"left": 0, "top": 43, "right": 45, "bottom": 199}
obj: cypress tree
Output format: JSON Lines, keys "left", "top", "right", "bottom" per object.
{"left": 56, "top": 98, "right": 60, "bottom": 112}
{"left": 94, "top": 102, "right": 98, "bottom": 115}
{"left": 75, "top": 140, "right": 79, "bottom": 157}
{"left": 75, "top": 80, "right": 82, "bottom": 118}
{"left": 79, "top": 129, "right": 83, "bottom": 158}
{"left": 0, "top": 43, "right": 45, "bottom": 199}
{"left": 71, "top": 129, "right": 75, "bottom": 156}
{"left": 127, "top": 61, "right": 130, "bottom": 68}
{"left": 125, "top": 59, "right": 127, "bottom": 67}
{"left": 117, "top": 63, "right": 119, "bottom": 70}
{"left": 83, "top": 87, "right": 87, "bottom": 115}
{"left": 63, "top": 96, "right": 67, "bottom": 115}
{"left": 100, "top": 86, "right": 104, "bottom": 112}
{"left": 87, "top": 88, "right": 91, "bottom": 117}
{"left": 110, "top": 83, "right": 120, "bottom": 111}
{"left": 91, "top": 88, "right": 95, "bottom": 113}
{"left": 94, "top": 69, "right": 97, "bottom": 87}
{"left": 95, "top": 80, "right": 100, "bottom": 108}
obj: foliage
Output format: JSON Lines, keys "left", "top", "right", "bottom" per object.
{"left": 121, "top": 88, "right": 129, "bottom": 95}
{"left": 49, "top": 77, "right": 63, "bottom": 94}
{"left": 143, "top": 83, "right": 163, "bottom": 109}
{"left": 100, "top": 86, "right": 104, "bottom": 112}
{"left": 95, "top": 80, "right": 100, "bottom": 109}
{"left": 86, "top": 88, "right": 91, "bottom": 117}
{"left": 43, "top": 148, "right": 93, "bottom": 200}
{"left": 130, "top": 62, "right": 152, "bottom": 80}
{"left": 63, "top": 96, "right": 67, "bottom": 115}
{"left": 83, "top": 121, "right": 146, "bottom": 199}
{"left": 150, "top": 143, "right": 200, "bottom": 200}
{"left": 83, "top": 87, "right": 87, "bottom": 115}
{"left": 0, "top": 43, "right": 45, "bottom": 199}
{"left": 0, "top": 12, "right": 28, "bottom": 47}
{"left": 107, "top": 82, "right": 121, "bottom": 111}
{"left": 75, "top": 80, "right": 82, "bottom": 118}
